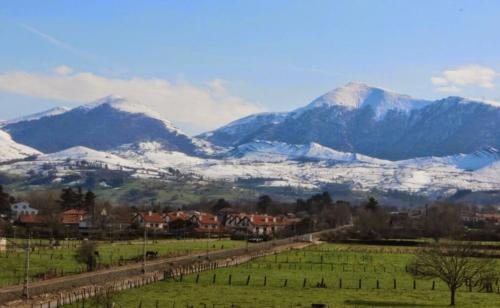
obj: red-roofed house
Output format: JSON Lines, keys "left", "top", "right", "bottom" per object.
{"left": 226, "top": 213, "right": 293, "bottom": 236}
{"left": 61, "top": 209, "right": 88, "bottom": 226}
{"left": 133, "top": 211, "right": 165, "bottom": 230}
{"left": 190, "top": 213, "right": 225, "bottom": 236}
{"left": 17, "top": 214, "right": 48, "bottom": 227}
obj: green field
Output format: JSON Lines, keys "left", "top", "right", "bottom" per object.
{"left": 0, "top": 238, "right": 246, "bottom": 287}
{"left": 81, "top": 243, "right": 500, "bottom": 308}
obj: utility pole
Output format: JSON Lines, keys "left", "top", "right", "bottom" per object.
{"left": 22, "top": 232, "right": 31, "bottom": 299}
{"left": 141, "top": 228, "right": 147, "bottom": 274}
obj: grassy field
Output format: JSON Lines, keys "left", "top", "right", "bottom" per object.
{"left": 81, "top": 243, "right": 500, "bottom": 308}
{"left": 0, "top": 238, "right": 246, "bottom": 287}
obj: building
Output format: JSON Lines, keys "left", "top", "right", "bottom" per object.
{"left": 10, "top": 202, "right": 38, "bottom": 218}
{"left": 133, "top": 211, "right": 165, "bottom": 230}
{"left": 61, "top": 209, "right": 88, "bottom": 228}
{"left": 0, "top": 237, "right": 6, "bottom": 252}
{"left": 190, "top": 212, "right": 225, "bottom": 236}
{"left": 225, "top": 213, "right": 292, "bottom": 237}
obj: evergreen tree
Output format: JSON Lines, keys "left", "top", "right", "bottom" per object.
{"left": 212, "top": 198, "right": 230, "bottom": 213}
{"left": 365, "top": 197, "right": 379, "bottom": 211}
{"left": 0, "top": 185, "right": 12, "bottom": 215}
{"left": 257, "top": 195, "right": 272, "bottom": 213}
{"left": 84, "top": 190, "right": 97, "bottom": 213}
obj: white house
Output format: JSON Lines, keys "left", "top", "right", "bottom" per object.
{"left": 11, "top": 202, "right": 39, "bottom": 218}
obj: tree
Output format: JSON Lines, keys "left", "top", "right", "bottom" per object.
{"left": 354, "top": 204, "right": 389, "bottom": 239}
{"left": 84, "top": 190, "right": 97, "bottom": 213}
{"left": 409, "top": 243, "right": 498, "bottom": 306}
{"left": 0, "top": 185, "right": 12, "bottom": 215}
{"left": 257, "top": 195, "right": 272, "bottom": 213}
{"left": 75, "top": 241, "right": 99, "bottom": 271}
{"left": 211, "top": 198, "right": 231, "bottom": 213}
{"left": 365, "top": 197, "right": 379, "bottom": 211}
{"left": 424, "top": 203, "right": 464, "bottom": 241}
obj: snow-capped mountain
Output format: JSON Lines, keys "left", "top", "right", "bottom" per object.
{"left": 0, "top": 129, "right": 41, "bottom": 162}
{"left": 0, "top": 106, "right": 70, "bottom": 126}
{"left": 293, "top": 82, "right": 431, "bottom": 119}
{"left": 225, "top": 140, "right": 388, "bottom": 164}
{"left": 200, "top": 82, "right": 500, "bottom": 160}
{"left": 3, "top": 96, "right": 202, "bottom": 154}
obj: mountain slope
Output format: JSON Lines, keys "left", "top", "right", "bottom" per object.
{"left": 0, "top": 130, "right": 41, "bottom": 162}
{"left": 1, "top": 107, "right": 70, "bottom": 126}
{"left": 4, "top": 96, "right": 201, "bottom": 154}
{"left": 201, "top": 82, "right": 500, "bottom": 160}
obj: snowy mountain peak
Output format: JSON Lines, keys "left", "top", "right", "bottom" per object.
{"left": 296, "top": 82, "right": 431, "bottom": 119}
{"left": 78, "top": 95, "right": 181, "bottom": 134}
{"left": 1, "top": 106, "right": 70, "bottom": 126}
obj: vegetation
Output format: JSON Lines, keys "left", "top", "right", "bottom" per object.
{"left": 0, "top": 238, "right": 247, "bottom": 287}
{"left": 70, "top": 243, "right": 500, "bottom": 307}
{"left": 409, "top": 243, "right": 499, "bottom": 306}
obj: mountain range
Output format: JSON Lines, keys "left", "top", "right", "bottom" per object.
{"left": 1, "top": 82, "right": 499, "bottom": 197}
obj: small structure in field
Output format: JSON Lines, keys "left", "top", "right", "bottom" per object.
{"left": 0, "top": 237, "right": 6, "bottom": 252}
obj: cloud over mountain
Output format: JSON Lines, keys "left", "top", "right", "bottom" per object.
{"left": 0, "top": 67, "right": 264, "bottom": 134}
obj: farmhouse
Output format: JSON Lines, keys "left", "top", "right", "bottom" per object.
{"left": 190, "top": 212, "right": 225, "bottom": 236}
{"left": 133, "top": 211, "right": 165, "bottom": 230}
{"left": 10, "top": 202, "right": 39, "bottom": 218}
{"left": 225, "top": 213, "right": 292, "bottom": 236}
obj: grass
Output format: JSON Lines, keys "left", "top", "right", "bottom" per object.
{"left": 0, "top": 238, "right": 246, "bottom": 287}
{"left": 78, "top": 243, "right": 500, "bottom": 307}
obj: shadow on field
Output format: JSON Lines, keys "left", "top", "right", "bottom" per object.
{"left": 344, "top": 300, "right": 434, "bottom": 307}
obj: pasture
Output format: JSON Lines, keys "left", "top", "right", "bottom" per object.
{"left": 86, "top": 243, "right": 500, "bottom": 307}
{"left": 0, "top": 238, "right": 246, "bottom": 287}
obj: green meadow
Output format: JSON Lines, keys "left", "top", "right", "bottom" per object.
{"left": 84, "top": 243, "right": 500, "bottom": 308}
{"left": 0, "top": 238, "right": 246, "bottom": 287}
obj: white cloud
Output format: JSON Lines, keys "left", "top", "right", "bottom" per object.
{"left": 0, "top": 67, "right": 264, "bottom": 134}
{"left": 53, "top": 65, "right": 73, "bottom": 76}
{"left": 431, "top": 65, "right": 498, "bottom": 93}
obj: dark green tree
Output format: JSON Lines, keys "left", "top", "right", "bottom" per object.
{"left": 257, "top": 195, "right": 272, "bottom": 213}
{"left": 365, "top": 197, "right": 379, "bottom": 211}
{"left": 0, "top": 185, "right": 12, "bottom": 215}
{"left": 212, "top": 198, "right": 231, "bottom": 213}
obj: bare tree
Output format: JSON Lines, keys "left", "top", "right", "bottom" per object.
{"left": 409, "top": 243, "right": 498, "bottom": 306}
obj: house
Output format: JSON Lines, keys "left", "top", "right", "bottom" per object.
{"left": 226, "top": 213, "right": 292, "bottom": 237}
{"left": 10, "top": 202, "right": 38, "bottom": 218}
{"left": 133, "top": 211, "right": 165, "bottom": 230}
{"left": 17, "top": 214, "right": 47, "bottom": 227}
{"left": 61, "top": 209, "right": 88, "bottom": 227}
{"left": 476, "top": 213, "right": 500, "bottom": 225}
{"left": 190, "top": 213, "right": 225, "bottom": 236}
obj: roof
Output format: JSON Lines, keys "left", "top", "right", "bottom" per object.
{"left": 165, "top": 211, "right": 190, "bottom": 221}
{"left": 18, "top": 214, "right": 47, "bottom": 224}
{"left": 61, "top": 209, "right": 88, "bottom": 225}
{"left": 197, "top": 213, "right": 218, "bottom": 225}
{"left": 138, "top": 212, "right": 164, "bottom": 223}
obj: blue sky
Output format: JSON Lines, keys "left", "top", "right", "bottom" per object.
{"left": 0, "top": 0, "right": 499, "bottom": 134}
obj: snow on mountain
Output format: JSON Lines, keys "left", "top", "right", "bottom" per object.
{"left": 294, "top": 82, "right": 431, "bottom": 119}
{"left": 4, "top": 95, "right": 201, "bottom": 154}
{"left": 41, "top": 146, "right": 136, "bottom": 167}
{"left": 77, "top": 95, "right": 182, "bottom": 134}
{"left": 0, "top": 130, "right": 41, "bottom": 162}
{"left": 399, "top": 147, "right": 500, "bottom": 171}
{"left": 202, "top": 82, "right": 500, "bottom": 160}
{"left": 1, "top": 107, "right": 70, "bottom": 126}
{"left": 226, "top": 140, "right": 388, "bottom": 163}
{"left": 111, "top": 141, "right": 205, "bottom": 168}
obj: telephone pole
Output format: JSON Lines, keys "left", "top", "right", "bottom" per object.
{"left": 22, "top": 232, "right": 31, "bottom": 299}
